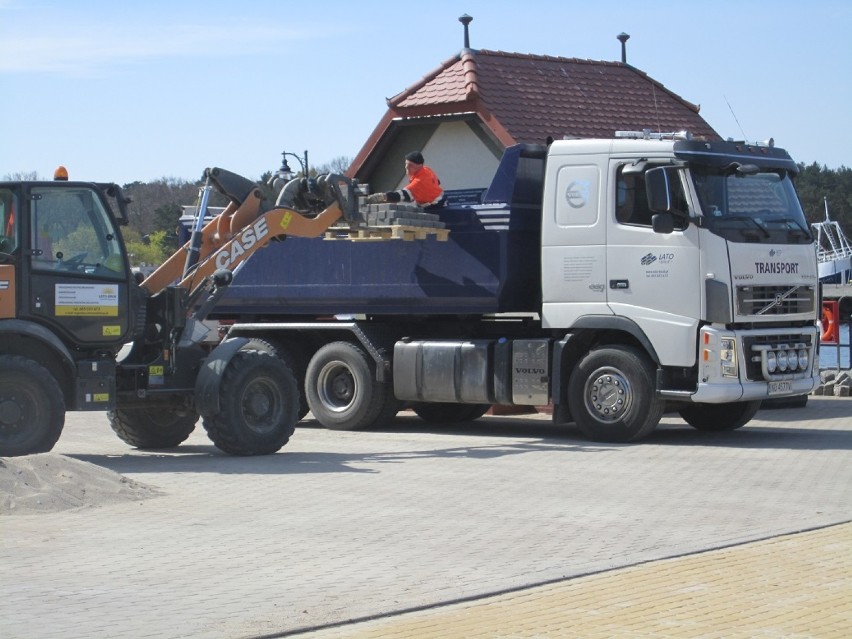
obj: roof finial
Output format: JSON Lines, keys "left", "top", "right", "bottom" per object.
{"left": 459, "top": 14, "right": 473, "bottom": 49}
{"left": 617, "top": 32, "right": 630, "bottom": 63}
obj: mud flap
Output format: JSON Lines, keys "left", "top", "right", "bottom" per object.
{"left": 194, "top": 337, "right": 249, "bottom": 417}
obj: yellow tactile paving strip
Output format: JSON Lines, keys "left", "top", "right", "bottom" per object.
{"left": 304, "top": 522, "right": 852, "bottom": 638}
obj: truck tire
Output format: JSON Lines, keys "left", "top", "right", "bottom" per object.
{"left": 0, "top": 355, "right": 65, "bottom": 456}
{"left": 108, "top": 407, "right": 198, "bottom": 449}
{"left": 412, "top": 403, "right": 491, "bottom": 423}
{"left": 242, "top": 337, "right": 309, "bottom": 421}
{"left": 567, "top": 345, "right": 663, "bottom": 443}
{"left": 678, "top": 400, "right": 762, "bottom": 431}
{"left": 370, "top": 385, "right": 402, "bottom": 428}
{"left": 305, "top": 341, "right": 386, "bottom": 430}
{"left": 201, "top": 350, "right": 299, "bottom": 455}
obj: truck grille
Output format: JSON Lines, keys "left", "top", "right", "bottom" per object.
{"left": 736, "top": 285, "right": 815, "bottom": 316}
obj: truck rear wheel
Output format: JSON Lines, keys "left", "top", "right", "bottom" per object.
{"left": 306, "top": 341, "right": 386, "bottom": 430}
{"left": 108, "top": 407, "right": 198, "bottom": 449}
{"left": 678, "top": 400, "right": 761, "bottom": 431}
{"left": 412, "top": 403, "right": 491, "bottom": 423}
{"left": 567, "top": 345, "right": 663, "bottom": 442}
{"left": 202, "top": 350, "right": 299, "bottom": 455}
{"left": 0, "top": 355, "right": 65, "bottom": 456}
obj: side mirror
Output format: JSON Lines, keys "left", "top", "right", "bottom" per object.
{"left": 652, "top": 213, "right": 675, "bottom": 235}
{"left": 645, "top": 166, "right": 677, "bottom": 213}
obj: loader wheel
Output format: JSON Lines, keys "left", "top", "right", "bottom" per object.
{"left": 242, "top": 337, "right": 309, "bottom": 421}
{"left": 0, "top": 355, "right": 65, "bottom": 456}
{"left": 305, "top": 341, "right": 386, "bottom": 430}
{"left": 412, "top": 403, "right": 490, "bottom": 423}
{"left": 202, "top": 350, "right": 298, "bottom": 455}
{"left": 678, "top": 400, "right": 761, "bottom": 432}
{"left": 567, "top": 345, "right": 664, "bottom": 443}
{"left": 108, "top": 407, "right": 198, "bottom": 449}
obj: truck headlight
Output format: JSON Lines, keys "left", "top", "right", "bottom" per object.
{"left": 721, "top": 337, "right": 738, "bottom": 378}
{"left": 766, "top": 351, "right": 777, "bottom": 373}
{"left": 797, "top": 349, "right": 809, "bottom": 371}
{"left": 777, "top": 350, "right": 788, "bottom": 371}
{"left": 787, "top": 348, "right": 799, "bottom": 371}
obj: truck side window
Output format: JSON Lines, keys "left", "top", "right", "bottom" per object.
{"left": 616, "top": 164, "right": 688, "bottom": 230}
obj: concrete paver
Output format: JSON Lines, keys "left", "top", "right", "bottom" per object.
{"left": 301, "top": 523, "right": 852, "bottom": 638}
{"left": 1, "top": 397, "right": 850, "bottom": 638}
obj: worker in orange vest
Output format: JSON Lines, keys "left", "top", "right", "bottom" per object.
{"left": 366, "top": 151, "right": 445, "bottom": 209}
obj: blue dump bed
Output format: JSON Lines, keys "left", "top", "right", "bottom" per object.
{"left": 206, "top": 145, "right": 546, "bottom": 319}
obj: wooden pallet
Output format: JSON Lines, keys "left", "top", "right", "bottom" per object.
{"left": 324, "top": 225, "right": 449, "bottom": 242}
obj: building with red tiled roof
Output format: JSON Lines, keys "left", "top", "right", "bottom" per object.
{"left": 350, "top": 43, "right": 719, "bottom": 194}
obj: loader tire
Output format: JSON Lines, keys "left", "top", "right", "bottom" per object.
{"left": 0, "top": 355, "right": 65, "bottom": 456}
{"left": 305, "top": 341, "right": 386, "bottom": 430}
{"left": 108, "top": 407, "right": 198, "bottom": 449}
{"left": 243, "top": 337, "right": 310, "bottom": 421}
{"left": 202, "top": 350, "right": 298, "bottom": 455}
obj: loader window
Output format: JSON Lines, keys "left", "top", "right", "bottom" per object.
{"left": 616, "top": 164, "right": 688, "bottom": 230}
{"left": 0, "top": 189, "right": 18, "bottom": 259}
{"left": 30, "top": 186, "right": 126, "bottom": 278}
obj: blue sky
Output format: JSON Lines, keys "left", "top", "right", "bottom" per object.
{"left": 1, "top": 0, "right": 850, "bottom": 185}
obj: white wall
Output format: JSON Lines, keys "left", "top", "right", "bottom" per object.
{"left": 396, "top": 121, "right": 501, "bottom": 191}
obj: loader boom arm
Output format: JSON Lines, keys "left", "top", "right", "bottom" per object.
{"left": 141, "top": 169, "right": 351, "bottom": 298}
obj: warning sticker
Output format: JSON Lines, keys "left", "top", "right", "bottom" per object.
{"left": 55, "top": 284, "right": 119, "bottom": 317}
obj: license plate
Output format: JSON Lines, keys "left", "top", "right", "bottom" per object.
{"left": 768, "top": 380, "right": 793, "bottom": 396}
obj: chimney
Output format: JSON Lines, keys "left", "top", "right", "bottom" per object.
{"left": 617, "top": 32, "right": 630, "bottom": 63}
{"left": 459, "top": 14, "right": 473, "bottom": 49}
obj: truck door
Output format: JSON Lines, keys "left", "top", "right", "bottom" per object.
{"left": 540, "top": 155, "right": 609, "bottom": 327}
{"left": 23, "top": 184, "right": 133, "bottom": 347}
{"left": 605, "top": 161, "right": 700, "bottom": 368}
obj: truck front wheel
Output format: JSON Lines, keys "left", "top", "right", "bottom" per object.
{"left": 202, "top": 351, "right": 299, "bottom": 455}
{"left": 0, "top": 355, "right": 65, "bottom": 456}
{"left": 567, "top": 346, "right": 663, "bottom": 443}
{"left": 108, "top": 407, "right": 198, "bottom": 449}
{"left": 678, "top": 400, "right": 761, "bottom": 431}
{"left": 305, "top": 341, "right": 386, "bottom": 430}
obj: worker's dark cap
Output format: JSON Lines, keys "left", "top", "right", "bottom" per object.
{"left": 405, "top": 151, "right": 424, "bottom": 165}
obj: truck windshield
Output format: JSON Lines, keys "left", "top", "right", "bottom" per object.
{"left": 690, "top": 168, "right": 811, "bottom": 244}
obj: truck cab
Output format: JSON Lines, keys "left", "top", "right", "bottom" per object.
{"left": 541, "top": 133, "right": 819, "bottom": 410}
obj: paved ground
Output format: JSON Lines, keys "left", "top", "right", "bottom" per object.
{"left": 2, "top": 397, "right": 851, "bottom": 638}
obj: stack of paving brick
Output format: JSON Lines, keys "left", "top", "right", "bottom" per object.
{"left": 325, "top": 200, "right": 449, "bottom": 242}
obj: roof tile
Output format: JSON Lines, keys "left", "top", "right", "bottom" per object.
{"left": 389, "top": 49, "right": 717, "bottom": 142}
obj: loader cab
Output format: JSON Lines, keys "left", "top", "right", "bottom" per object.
{"left": 1, "top": 177, "right": 136, "bottom": 349}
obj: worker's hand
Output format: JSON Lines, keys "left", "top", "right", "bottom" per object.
{"left": 366, "top": 193, "right": 386, "bottom": 204}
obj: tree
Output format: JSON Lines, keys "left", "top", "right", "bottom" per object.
{"left": 795, "top": 163, "right": 852, "bottom": 233}
{"left": 122, "top": 177, "right": 200, "bottom": 238}
{"left": 123, "top": 228, "right": 172, "bottom": 268}
{"left": 1, "top": 171, "right": 38, "bottom": 181}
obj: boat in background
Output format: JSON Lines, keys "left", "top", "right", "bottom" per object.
{"left": 811, "top": 198, "right": 852, "bottom": 284}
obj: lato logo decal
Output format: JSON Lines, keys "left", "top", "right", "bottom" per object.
{"left": 641, "top": 253, "right": 657, "bottom": 265}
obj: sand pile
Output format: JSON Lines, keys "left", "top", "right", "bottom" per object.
{"left": 0, "top": 453, "right": 161, "bottom": 516}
